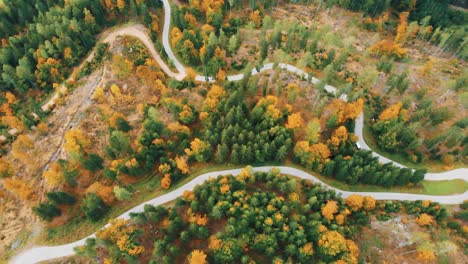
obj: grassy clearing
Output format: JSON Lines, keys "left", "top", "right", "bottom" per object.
{"left": 422, "top": 180, "right": 468, "bottom": 196}
{"left": 362, "top": 107, "right": 466, "bottom": 173}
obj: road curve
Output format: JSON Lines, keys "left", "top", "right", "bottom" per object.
{"left": 355, "top": 114, "right": 468, "bottom": 181}
{"left": 9, "top": 165, "right": 468, "bottom": 264}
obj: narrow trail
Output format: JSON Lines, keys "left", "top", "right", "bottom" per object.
{"left": 10, "top": 1, "right": 467, "bottom": 263}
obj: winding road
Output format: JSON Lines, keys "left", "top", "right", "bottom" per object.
{"left": 10, "top": 0, "right": 467, "bottom": 263}
{"left": 10, "top": 166, "right": 468, "bottom": 264}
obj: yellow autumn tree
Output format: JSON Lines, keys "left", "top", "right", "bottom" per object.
{"left": 415, "top": 213, "right": 433, "bottom": 226}
{"left": 87, "top": 182, "right": 115, "bottom": 205}
{"left": 369, "top": 39, "right": 407, "bottom": 59}
{"left": 0, "top": 159, "right": 14, "bottom": 178}
{"left": 184, "top": 12, "right": 198, "bottom": 27}
{"left": 216, "top": 68, "right": 226, "bottom": 82}
{"left": 209, "top": 235, "right": 222, "bottom": 250}
{"left": 363, "top": 196, "right": 376, "bottom": 211}
{"left": 175, "top": 156, "right": 190, "bottom": 174}
{"left": 318, "top": 230, "right": 347, "bottom": 257}
{"left": 64, "top": 129, "right": 90, "bottom": 158}
{"left": 11, "top": 135, "right": 34, "bottom": 162}
{"left": 185, "top": 138, "right": 211, "bottom": 162}
{"left": 285, "top": 113, "right": 304, "bottom": 129}
{"left": 321, "top": 200, "right": 338, "bottom": 220}
{"left": 188, "top": 250, "right": 207, "bottom": 264}
{"left": 168, "top": 122, "right": 191, "bottom": 135}
{"left": 171, "top": 27, "right": 183, "bottom": 47}
{"left": 150, "top": 13, "right": 160, "bottom": 32}
{"left": 96, "top": 219, "right": 145, "bottom": 256}
{"left": 161, "top": 174, "right": 171, "bottom": 189}
{"left": 309, "top": 143, "right": 331, "bottom": 163}
{"left": 43, "top": 162, "right": 64, "bottom": 187}
{"left": 345, "top": 194, "right": 364, "bottom": 211}
{"left": 395, "top": 12, "right": 409, "bottom": 44}
{"left": 249, "top": 10, "right": 262, "bottom": 27}
{"left": 203, "top": 85, "right": 226, "bottom": 111}
{"left": 1, "top": 115, "right": 25, "bottom": 132}
{"left": 421, "top": 58, "right": 435, "bottom": 76}
{"left": 93, "top": 86, "right": 106, "bottom": 104}
{"left": 3, "top": 178, "right": 35, "bottom": 202}
{"left": 185, "top": 67, "right": 197, "bottom": 82}
{"left": 342, "top": 98, "right": 364, "bottom": 122}
{"left": 379, "top": 102, "right": 402, "bottom": 121}
{"left": 328, "top": 126, "right": 349, "bottom": 148}
{"left": 336, "top": 214, "right": 345, "bottom": 225}
{"left": 417, "top": 250, "right": 436, "bottom": 261}
{"left": 109, "top": 112, "right": 128, "bottom": 129}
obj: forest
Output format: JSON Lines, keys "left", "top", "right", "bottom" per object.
{"left": 0, "top": 0, "right": 466, "bottom": 263}
{"left": 75, "top": 169, "right": 455, "bottom": 264}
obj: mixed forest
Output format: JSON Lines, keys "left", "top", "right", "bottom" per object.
{"left": 0, "top": 0, "right": 466, "bottom": 263}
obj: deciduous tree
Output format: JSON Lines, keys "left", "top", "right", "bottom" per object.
{"left": 321, "top": 200, "right": 338, "bottom": 220}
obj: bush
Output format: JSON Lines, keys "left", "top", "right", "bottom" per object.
{"left": 82, "top": 193, "right": 109, "bottom": 222}
{"left": 81, "top": 154, "right": 104, "bottom": 172}
{"left": 447, "top": 220, "right": 461, "bottom": 231}
{"left": 33, "top": 203, "right": 61, "bottom": 221}
{"left": 47, "top": 191, "right": 76, "bottom": 205}
{"left": 455, "top": 211, "right": 468, "bottom": 221}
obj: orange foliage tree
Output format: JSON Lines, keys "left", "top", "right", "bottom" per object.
{"left": 96, "top": 218, "right": 145, "bottom": 256}
{"left": 321, "top": 200, "right": 338, "bottom": 221}
{"left": 64, "top": 129, "right": 90, "bottom": 159}
{"left": 171, "top": 27, "right": 183, "bottom": 47}
{"left": 378, "top": 102, "right": 403, "bottom": 121}
{"left": 415, "top": 213, "right": 433, "bottom": 226}
{"left": 363, "top": 196, "right": 376, "bottom": 211}
{"left": 249, "top": 10, "right": 262, "bottom": 27}
{"left": 175, "top": 156, "right": 190, "bottom": 174}
{"left": 345, "top": 194, "right": 364, "bottom": 211}
{"left": 43, "top": 162, "right": 64, "bottom": 187}
{"left": 285, "top": 112, "right": 304, "bottom": 129}
{"left": 395, "top": 12, "right": 409, "bottom": 44}
{"left": 185, "top": 138, "right": 211, "bottom": 162}
{"left": 11, "top": 135, "right": 34, "bottom": 162}
{"left": 309, "top": 143, "right": 331, "bottom": 164}
{"left": 87, "top": 182, "right": 115, "bottom": 205}
{"left": 369, "top": 39, "right": 407, "bottom": 59}
{"left": 161, "top": 174, "right": 171, "bottom": 189}
{"left": 0, "top": 159, "right": 14, "bottom": 178}
{"left": 318, "top": 230, "right": 347, "bottom": 256}
{"left": 203, "top": 85, "right": 226, "bottom": 111}
{"left": 3, "top": 178, "right": 35, "bottom": 202}
{"left": 188, "top": 250, "right": 207, "bottom": 264}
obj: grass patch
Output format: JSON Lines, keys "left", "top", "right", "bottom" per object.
{"left": 362, "top": 107, "right": 466, "bottom": 172}
{"left": 422, "top": 180, "right": 468, "bottom": 196}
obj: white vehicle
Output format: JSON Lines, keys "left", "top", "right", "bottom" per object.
{"left": 356, "top": 143, "right": 362, "bottom": 150}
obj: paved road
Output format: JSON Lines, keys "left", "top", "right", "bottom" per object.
{"left": 10, "top": 165, "right": 468, "bottom": 264}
